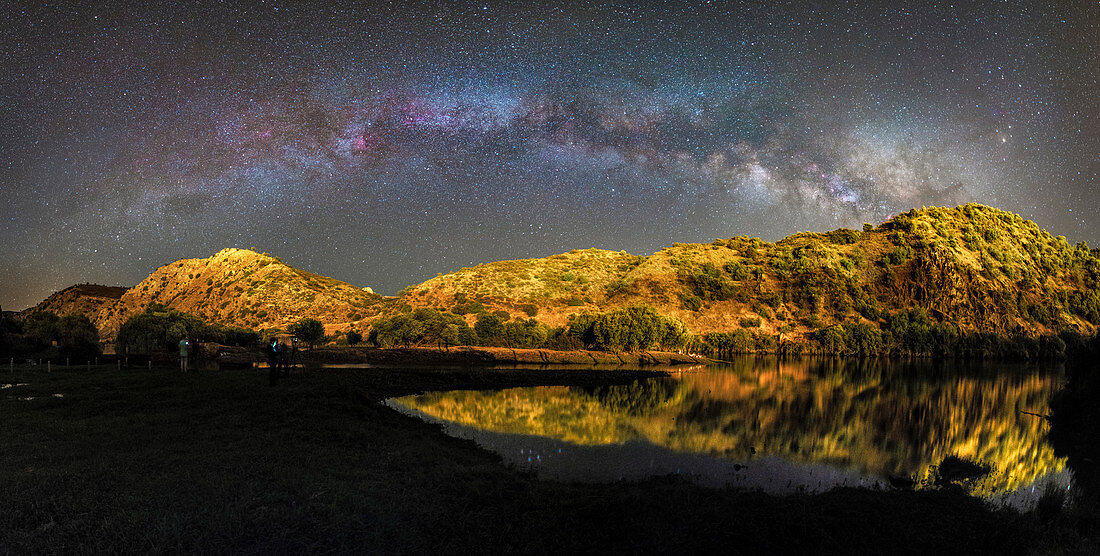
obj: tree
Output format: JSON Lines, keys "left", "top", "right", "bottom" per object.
{"left": 815, "top": 326, "right": 849, "bottom": 354}
{"left": 24, "top": 311, "right": 61, "bottom": 346}
{"left": 346, "top": 330, "right": 363, "bottom": 345}
{"left": 57, "top": 314, "right": 100, "bottom": 361}
{"left": 116, "top": 305, "right": 259, "bottom": 354}
{"left": 567, "top": 306, "right": 688, "bottom": 352}
{"left": 367, "top": 310, "right": 475, "bottom": 348}
{"left": 474, "top": 312, "right": 505, "bottom": 345}
{"left": 289, "top": 318, "right": 325, "bottom": 349}
{"left": 117, "top": 306, "right": 205, "bottom": 353}
{"left": 0, "top": 310, "right": 22, "bottom": 334}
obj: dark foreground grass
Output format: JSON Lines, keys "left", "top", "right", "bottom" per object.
{"left": 0, "top": 365, "right": 1068, "bottom": 554}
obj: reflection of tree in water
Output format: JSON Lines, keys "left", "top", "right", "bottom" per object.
{"left": 396, "top": 357, "right": 1065, "bottom": 496}
{"left": 583, "top": 380, "right": 689, "bottom": 417}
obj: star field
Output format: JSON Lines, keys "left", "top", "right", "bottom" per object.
{"left": 1, "top": 1, "right": 1096, "bottom": 309}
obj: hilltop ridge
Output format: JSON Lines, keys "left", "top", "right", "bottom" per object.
{"left": 36, "top": 248, "right": 389, "bottom": 340}
{"left": 21, "top": 284, "right": 128, "bottom": 320}
{"left": 399, "top": 204, "right": 1099, "bottom": 343}
{"left": 21, "top": 204, "right": 1100, "bottom": 350}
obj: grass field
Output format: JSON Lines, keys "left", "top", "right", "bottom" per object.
{"left": 0, "top": 364, "right": 1089, "bottom": 554}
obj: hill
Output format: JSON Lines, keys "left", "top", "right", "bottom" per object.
{"left": 24, "top": 248, "right": 390, "bottom": 341}
{"left": 21, "top": 204, "right": 1100, "bottom": 353}
{"left": 398, "top": 204, "right": 1099, "bottom": 351}
{"left": 18, "top": 284, "right": 128, "bottom": 322}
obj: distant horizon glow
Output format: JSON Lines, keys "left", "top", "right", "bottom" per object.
{"left": 2, "top": 1, "right": 1096, "bottom": 310}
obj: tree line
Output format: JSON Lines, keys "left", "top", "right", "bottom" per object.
{"left": 116, "top": 304, "right": 260, "bottom": 354}
{"left": 0, "top": 311, "right": 101, "bottom": 360}
{"left": 367, "top": 305, "right": 691, "bottom": 352}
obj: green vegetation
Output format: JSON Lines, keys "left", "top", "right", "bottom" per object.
{"left": 55, "top": 314, "right": 101, "bottom": 361}
{"left": 288, "top": 318, "right": 325, "bottom": 349}
{"left": 0, "top": 311, "right": 101, "bottom": 361}
{"left": 368, "top": 309, "right": 478, "bottom": 348}
{"left": 795, "top": 309, "right": 1070, "bottom": 358}
{"left": 701, "top": 329, "right": 783, "bottom": 357}
{"left": 19, "top": 204, "right": 1099, "bottom": 359}
{"left": 387, "top": 204, "right": 1099, "bottom": 360}
{"left": 117, "top": 304, "right": 259, "bottom": 354}
{"left": 367, "top": 308, "right": 564, "bottom": 349}
{"left": 684, "top": 262, "right": 738, "bottom": 302}
{"left": 366, "top": 305, "right": 695, "bottom": 352}
{"left": 567, "top": 306, "right": 689, "bottom": 352}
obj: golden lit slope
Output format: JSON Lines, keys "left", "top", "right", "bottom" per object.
{"left": 26, "top": 204, "right": 1100, "bottom": 344}
{"left": 397, "top": 204, "right": 1100, "bottom": 340}
{"left": 20, "top": 284, "right": 128, "bottom": 321}
{"left": 93, "top": 248, "right": 386, "bottom": 339}
{"left": 398, "top": 248, "right": 647, "bottom": 326}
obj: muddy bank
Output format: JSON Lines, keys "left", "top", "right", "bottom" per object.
{"left": 296, "top": 345, "right": 710, "bottom": 366}
{"left": 121, "top": 344, "right": 706, "bottom": 369}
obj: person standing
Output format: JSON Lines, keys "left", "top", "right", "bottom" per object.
{"left": 179, "top": 338, "right": 191, "bottom": 372}
{"left": 267, "top": 339, "right": 280, "bottom": 385}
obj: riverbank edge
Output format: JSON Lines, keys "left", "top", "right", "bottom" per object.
{"left": 191, "top": 344, "right": 711, "bottom": 367}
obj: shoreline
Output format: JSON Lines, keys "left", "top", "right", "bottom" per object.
{"left": 193, "top": 343, "right": 711, "bottom": 368}
{"left": 0, "top": 363, "right": 1069, "bottom": 553}
{"left": 302, "top": 345, "right": 711, "bottom": 366}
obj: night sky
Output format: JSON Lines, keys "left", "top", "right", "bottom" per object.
{"left": 2, "top": 1, "right": 1096, "bottom": 310}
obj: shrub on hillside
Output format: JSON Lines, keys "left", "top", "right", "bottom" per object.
{"left": 725, "top": 261, "right": 750, "bottom": 280}
{"left": 453, "top": 300, "right": 484, "bottom": 315}
{"left": 687, "top": 263, "right": 737, "bottom": 301}
{"left": 680, "top": 293, "right": 703, "bottom": 312}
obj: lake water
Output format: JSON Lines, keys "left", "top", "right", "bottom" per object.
{"left": 387, "top": 357, "right": 1073, "bottom": 508}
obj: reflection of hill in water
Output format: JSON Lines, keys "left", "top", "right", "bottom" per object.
{"left": 396, "top": 358, "right": 1065, "bottom": 496}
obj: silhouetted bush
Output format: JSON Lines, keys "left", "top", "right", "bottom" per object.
{"left": 56, "top": 314, "right": 100, "bottom": 362}
{"left": 118, "top": 306, "right": 206, "bottom": 354}
{"left": 118, "top": 304, "right": 260, "bottom": 354}
{"left": 346, "top": 330, "right": 363, "bottom": 345}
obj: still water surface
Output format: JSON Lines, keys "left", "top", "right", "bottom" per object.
{"left": 388, "top": 357, "right": 1071, "bottom": 507}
